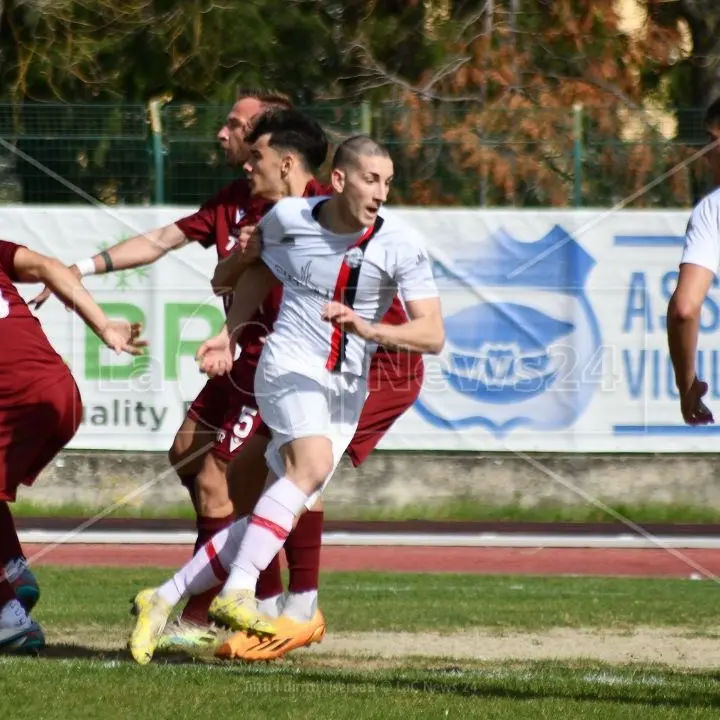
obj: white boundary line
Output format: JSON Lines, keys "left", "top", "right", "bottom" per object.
{"left": 17, "top": 530, "right": 720, "bottom": 549}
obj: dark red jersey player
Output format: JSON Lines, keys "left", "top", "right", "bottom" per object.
{"left": 0, "top": 240, "right": 145, "bottom": 654}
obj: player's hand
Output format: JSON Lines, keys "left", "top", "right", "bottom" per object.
{"left": 196, "top": 332, "right": 234, "bottom": 377}
{"left": 100, "top": 321, "right": 148, "bottom": 356}
{"left": 238, "top": 225, "right": 261, "bottom": 261}
{"left": 322, "top": 301, "right": 372, "bottom": 338}
{"left": 680, "top": 377, "right": 715, "bottom": 426}
{"left": 30, "top": 264, "right": 82, "bottom": 310}
{"left": 211, "top": 227, "right": 262, "bottom": 295}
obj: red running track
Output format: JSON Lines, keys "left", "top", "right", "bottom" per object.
{"left": 22, "top": 544, "right": 720, "bottom": 579}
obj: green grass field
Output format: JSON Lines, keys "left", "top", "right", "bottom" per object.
{"left": 2, "top": 569, "right": 720, "bottom": 718}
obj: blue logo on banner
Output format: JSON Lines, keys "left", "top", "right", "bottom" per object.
{"left": 414, "top": 226, "right": 602, "bottom": 436}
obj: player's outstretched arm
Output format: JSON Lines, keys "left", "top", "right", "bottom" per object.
{"left": 30, "top": 222, "right": 187, "bottom": 309}
{"left": 211, "top": 225, "right": 261, "bottom": 296}
{"left": 667, "top": 262, "right": 715, "bottom": 425}
{"left": 323, "top": 297, "right": 445, "bottom": 354}
{"left": 14, "top": 247, "right": 148, "bottom": 356}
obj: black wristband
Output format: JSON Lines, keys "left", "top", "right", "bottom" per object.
{"left": 100, "top": 250, "right": 114, "bottom": 273}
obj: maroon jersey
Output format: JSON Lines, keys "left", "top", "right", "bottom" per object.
{"left": 175, "top": 179, "right": 266, "bottom": 262}
{"left": 0, "top": 241, "right": 69, "bottom": 402}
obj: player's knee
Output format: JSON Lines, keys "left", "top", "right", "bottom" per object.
{"left": 196, "top": 455, "right": 226, "bottom": 490}
{"left": 195, "top": 454, "right": 229, "bottom": 504}
{"left": 283, "top": 444, "right": 333, "bottom": 495}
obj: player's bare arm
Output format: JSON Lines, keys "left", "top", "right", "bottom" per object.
{"left": 14, "top": 247, "right": 148, "bottom": 356}
{"left": 323, "top": 296, "right": 445, "bottom": 354}
{"left": 197, "top": 261, "right": 279, "bottom": 376}
{"left": 30, "top": 223, "right": 188, "bottom": 308}
{"left": 211, "top": 226, "right": 261, "bottom": 296}
{"left": 667, "top": 262, "right": 715, "bottom": 425}
{"left": 227, "top": 261, "right": 279, "bottom": 340}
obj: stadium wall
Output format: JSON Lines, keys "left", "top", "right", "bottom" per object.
{"left": 25, "top": 450, "right": 720, "bottom": 514}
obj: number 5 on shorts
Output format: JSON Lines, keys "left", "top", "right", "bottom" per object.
{"left": 230, "top": 405, "right": 258, "bottom": 453}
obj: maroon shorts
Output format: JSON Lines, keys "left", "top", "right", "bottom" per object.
{"left": 0, "top": 372, "right": 82, "bottom": 502}
{"left": 347, "top": 353, "right": 424, "bottom": 467}
{"left": 186, "top": 372, "right": 235, "bottom": 433}
{"left": 210, "top": 358, "right": 270, "bottom": 462}
{"left": 187, "top": 359, "right": 270, "bottom": 463}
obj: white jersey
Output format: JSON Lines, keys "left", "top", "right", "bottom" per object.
{"left": 258, "top": 195, "right": 438, "bottom": 378}
{"left": 681, "top": 186, "right": 720, "bottom": 274}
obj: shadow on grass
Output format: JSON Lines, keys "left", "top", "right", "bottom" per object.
{"left": 221, "top": 661, "right": 720, "bottom": 710}
{"left": 30, "top": 645, "right": 720, "bottom": 710}
{"left": 38, "top": 643, "right": 203, "bottom": 665}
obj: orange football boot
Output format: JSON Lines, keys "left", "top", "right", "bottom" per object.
{"left": 215, "top": 609, "right": 326, "bottom": 661}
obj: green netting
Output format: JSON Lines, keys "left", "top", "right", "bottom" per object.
{"left": 0, "top": 102, "right": 711, "bottom": 208}
{"left": 0, "top": 104, "right": 150, "bottom": 205}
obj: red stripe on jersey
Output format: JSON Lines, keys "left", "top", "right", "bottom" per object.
{"left": 325, "top": 217, "right": 385, "bottom": 372}
{"left": 326, "top": 259, "right": 353, "bottom": 370}
{"left": 206, "top": 539, "right": 229, "bottom": 582}
{"left": 250, "top": 514, "right": 290, "bottom": 541}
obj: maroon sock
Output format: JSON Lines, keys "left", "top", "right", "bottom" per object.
{"left": 285, "top": 510, "right": 323, "bottom": 593}
{"left": 256, "top": 554, "right": 284, "bottom": 600}
{"left": 0, "top": 502, "right": 23, "bottom": 566}
{"left": 181, "top": 513, "right": 234, "bottom": 624}
{"left": 0, "top": 577, "right": 16, "bottom": 607}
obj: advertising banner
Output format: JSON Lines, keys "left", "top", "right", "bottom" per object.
{"left": 6, "top": 206, "right": 706, "bottom": 452}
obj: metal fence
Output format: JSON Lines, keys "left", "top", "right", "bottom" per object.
{"left": 0, "top": 102, "right": 712, "bottom": 208}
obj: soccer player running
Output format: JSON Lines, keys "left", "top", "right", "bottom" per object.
{"left": 0, "top": 241, "right": 146, "bottom": 652}
{"left": 153, "top": 109, "right": 334, "bottom": 654}
{"left": 127, "top": 136, "right": 444, "bottom": 665}
{"left": 162, "top": 113, "right": 427, "bottom": 662}
{"left": 667, "top": 98, "right": 720, "bottom": 426}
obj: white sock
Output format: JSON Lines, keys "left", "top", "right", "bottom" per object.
{"left": 157, "top": 516, "right": 250, "bottom": 605}
{"left": 0, "top": 599, "right": 29, "bottom": 628}
{"left": 282, "top": 590, "right": 318, "bottom": 622}
{"left": 257, "top": 594, "right": 284, "bottom": 618}
{"left": 224, "top": 477, "right": 310, "bottom": 593}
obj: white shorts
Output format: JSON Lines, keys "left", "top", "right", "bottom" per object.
{"left": 255, "top": 351, "right": 367, "bottom": 502}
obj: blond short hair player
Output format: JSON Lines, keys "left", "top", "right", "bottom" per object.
{"left": 127, "top": 136, "right": 444, "bottom": 665}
